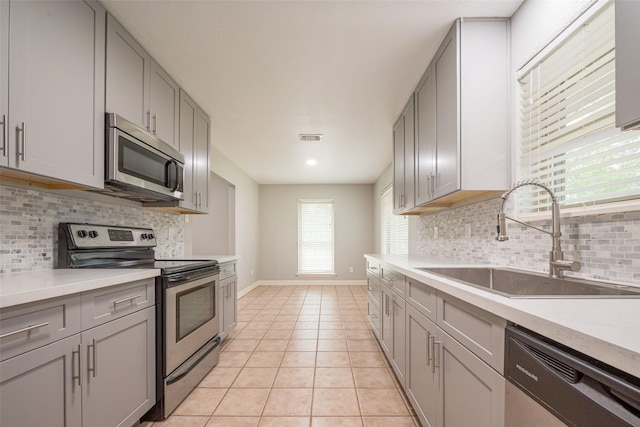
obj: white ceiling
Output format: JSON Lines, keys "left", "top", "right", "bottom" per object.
{"left": 102, "top": 0, "right": 523, "bottom": 185}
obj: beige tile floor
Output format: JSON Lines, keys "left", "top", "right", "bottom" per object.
{"left": 143, "top": 284, "right": 420, "bottom": 427}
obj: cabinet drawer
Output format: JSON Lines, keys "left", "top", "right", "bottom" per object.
{"left": 219, "top": 262, "right": 236, "bottom": 280}
{"left": 367, "top": 294, "right": 381, "bottom": 340}
{"left": 0, "top": 296, "right": 81, "bottom": 362}
{"left": 380, "top": 265, "right": 406, "bottom": 298}
{"left": 366, "top": 259, "right": 380, "bottom": 278}
{"left": 437, "top": 293, "right": 506, "bottom": 373}
{"left": 406, "top": 278, "right": 437, "bottom": 322}
{"left": 81, "top": 279, "right": 155, "bottom": 329}
{"left": 367, "top": 275, "right": 380, "bottom": 306}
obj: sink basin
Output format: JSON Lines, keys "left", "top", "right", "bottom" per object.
{"left": 417, "top": 267, "right": 640, "bottom": 298}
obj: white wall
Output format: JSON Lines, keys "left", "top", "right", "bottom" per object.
{"left": 190, "top": 173, "right": 235, "bottom": 256}
{"left": 259, "top": 184, "right": 374, "bottom": 280}
{"left": 186, "top": 146, "right": 260, "bottom": 294}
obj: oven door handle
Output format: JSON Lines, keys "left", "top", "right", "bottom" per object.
{"left": 166, "top": 335, "right": 221, "bottom": 385}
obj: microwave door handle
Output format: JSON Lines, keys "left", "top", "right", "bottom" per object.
{"left": 167, "top": 160, "right": 180, "bottom": 192}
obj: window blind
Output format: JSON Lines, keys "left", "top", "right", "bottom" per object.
{"left": 298, "top": 200, "right": 335, "bottom": 274}
{"left": 518, "top": 0, "right": 640, "bottom": 215}
{"left": 381, "top": 187, "right": 408, "bottom": 255}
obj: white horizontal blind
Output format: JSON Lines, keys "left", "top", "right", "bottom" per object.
{"left": 381, "top": 187, "right": 408, "bottom": 255}
{"left": 298, "top": 200, "right": 334, "bottom": 274}
{"left": 518, "top": 0, "right": 640, "bottom": 215}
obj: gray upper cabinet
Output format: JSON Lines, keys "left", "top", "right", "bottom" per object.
{"left": 615, "top": 0, "right": 640, "bottom": 131}
{"left": 413, "top": 18, "right": 510, "bottom": 208}
{"left": 106, "top": 13, "right": 180, "bottom": 149}
{"left": 178, "top": 90, "right": 210, "bottom": 213}
{"left": 393, "top": 95, "right": 415, "bottom": 214}
{"left": 0, "top": 0, "right": 105, "bottom": 189}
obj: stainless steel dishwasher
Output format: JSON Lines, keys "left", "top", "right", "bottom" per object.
{"left": 505, "top": 325, "right": 640, "bottom": 427}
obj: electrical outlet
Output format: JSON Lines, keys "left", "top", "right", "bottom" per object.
{"left": 465, "top": 223, "right": 472, "bottom": 238}
{"left": 433, "top": 226, "right": 438, "bottom": 239}
{"left": 349, "top": 266, "right": 354, "bottom": 273}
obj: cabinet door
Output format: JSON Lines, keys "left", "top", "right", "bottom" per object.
{"left": 380, "top": 287, "right": 393, "bottom": 356}
{"left": 405, "top": 303, "right": 438, "bottom": 427}
{"left": 195, "top": 108, "right": 211, "bottom": 213}
{"left": 433, "top": 22, "right": 460, "bottom": 199}
{"left": 106, "top": 13, "right": 149, "bottom": 130}
{"left": 8, "top": 0, "right": 105, "bottom": 188}
{"left": 402, "top": 96, "right": 415, "bottom": 210}
{"left": 367, "top": 294, "right": 381, "bottom": 340}
{"left": 179, "top": 90, "right": 198, "bottom": 211}
{"left": 225, "top": 277, "right": 238, "bottom": 335}
{"left": 392, "top": 113, "right": 405, "bottom": 214}
{"left": 0, "top": 334, "right": 81, "bottom": 427}
{"left": 415, "top": 65, "right": 436, "bottom": 205}
{"left": 615, "top": 0, "right": 640, "bottom": 130}
{"left": 0, "top": 0, "right": 8, "bottom": 167}
{"left": 389, "top": 293, "right": 406, "bottom": 386}
{"left": 81, "top": 307, "right": 155, "bottom": 427}
{"left": 149, "top": 60, "right": 180, "bottom": 148}
{"left": 436, "top": 327, "right": 505, "bottom": 427}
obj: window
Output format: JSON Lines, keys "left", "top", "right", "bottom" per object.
{"left": 298, "top": 200, "right": 334, "bottom": 275}
{"left": 381, "top": 186, "right": 408, "bottom": 255}
{"left": 518, "top": 0, "right": 640, "bottom": 216}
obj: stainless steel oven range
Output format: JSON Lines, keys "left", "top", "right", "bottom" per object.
{"left": 58, "top": 223, "right": 220, "bottom": 420}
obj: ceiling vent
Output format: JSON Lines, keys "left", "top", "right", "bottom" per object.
{"left": 299, "top": 134, "right": 323, "bottom": 143}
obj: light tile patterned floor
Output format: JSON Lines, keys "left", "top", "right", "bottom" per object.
{"left": 143, "top": 285, "right": 420, "bottom": 427}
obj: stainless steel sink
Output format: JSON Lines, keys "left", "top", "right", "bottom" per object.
{"left": 417, "top": 267, "right": 640, "bottom": 298}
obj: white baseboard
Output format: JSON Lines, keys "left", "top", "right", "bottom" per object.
{"left": 237, "top": 281, "right": 261, "bottom": 298}
{"left": 250, "top": 279, "right": 367, "bottom": 287}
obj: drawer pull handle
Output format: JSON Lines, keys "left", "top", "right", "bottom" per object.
{"left": 0, "top": 321, "right": 49, "bottom": 339}
{"left": 433, "top": 340, "right": 442, "bottom": 372}
{"left": 113, "top": 294, "right": 141, "bottom": 310}
{"left": 427, "top": 332, "right": 434, "bottom": 366}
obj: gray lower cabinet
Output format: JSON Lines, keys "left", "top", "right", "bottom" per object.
{"left": 380, "top": 284, "right": 406, "bottom": 387}
{"left": 366, "top": 274, "right": 382, "bottom": 339}
{"left": 406, "top": 302, "right": 505, "bottom": 427}
{"left": 0, "top": 280, "right": 156, "bottom": 427}
{"left": 81, "top": 307, "right": 155, "bottom": 427}
{"left": 0, "top": 334, "right": 82, "bottom": 427}
{"left": 219, "top": 262, "right": 237, "bottom": 340}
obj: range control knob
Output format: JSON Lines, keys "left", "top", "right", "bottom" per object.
{"left": 141, "top": 233, "right": 148, "bottom": 240}
{"left": 147, "top": 233, "right": 155, "bottom": 240}
{"left": 77, "top": 230, "right": 88, "bottom": 238}
{"left": 88, "top": 230, "right": 99, "bottom": 238}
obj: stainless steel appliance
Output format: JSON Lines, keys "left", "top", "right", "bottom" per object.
{"left": 103, "top": 113, "right": 184, "bottom": 202}
{"left": 57, "top": 223, "right": 220, "bottom": 420}
{"left": 505, "top": 325, "right": 640, "bottom": 427}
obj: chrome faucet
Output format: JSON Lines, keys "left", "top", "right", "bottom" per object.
{"left": 496, "top": 180, "right": 580, "bottom": 278}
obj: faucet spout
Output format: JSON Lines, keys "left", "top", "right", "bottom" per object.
{"left": 496, "top": 180, "right": 580, "bottom": 278}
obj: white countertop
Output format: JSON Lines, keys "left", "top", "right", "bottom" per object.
{"left": 0, "top": 269, "right": 160, "bottom": 309}
{"left": 366, "top": 254, "right": 640, "bottom": 379}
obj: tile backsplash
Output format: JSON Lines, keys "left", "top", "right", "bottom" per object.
{"left": 0, "top": 184, "right": 185, "bottom": 273}
{"left": 416, "top": 197, "right": 640, "bottom": 284}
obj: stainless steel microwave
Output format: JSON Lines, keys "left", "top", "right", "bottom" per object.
{"left": 104, "top": 113, "right": 184, "bottom": 202}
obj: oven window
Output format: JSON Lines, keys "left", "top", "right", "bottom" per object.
{"left": 175, "top": 281, "right": 216, "bottom": 341}
{"left": 119, "top": 136, "right": 167, "bottom": 186}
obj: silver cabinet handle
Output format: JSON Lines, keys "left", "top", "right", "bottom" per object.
{"left": 388, "top": 295, "right": 394, "bottom": 315}
{"left": 427, "top": 331, "right": 433, "bottom": 366}
{"left": 433, "top": 340, "right": 441, "bottom": 371}
{"left": 113, "top": 294, "right": 140, "bottom": 310}
{"left": 88, "top": 338, "right": 97, "bottom": 378}
{"left": 1, "top": 114, "right": 6, "bottom": 156}
{"left": 0, "top": 321, "right": 49, "bottom": 339}
{"left": 72, "top": 344, "right": 82, "bottom": 386}
{"left": 146, "top": 111, "right": 151, "bottom": 131}
{"left": 152, "top": 112, "right": 157, "bottom": 134}
{"left": 16, "top": 122, "right": 26, "bottom": 161}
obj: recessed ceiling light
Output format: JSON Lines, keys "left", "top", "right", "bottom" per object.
{"left": 306, "top": 159, "right": 317, "bottom": 166}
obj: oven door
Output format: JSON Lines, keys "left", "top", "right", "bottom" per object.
{"left": 165, "top": 274, "right": 219, "bottom": 374}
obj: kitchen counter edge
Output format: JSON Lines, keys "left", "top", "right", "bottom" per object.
{"left": 365, "top": 254, "right": 640, "bottom": 379}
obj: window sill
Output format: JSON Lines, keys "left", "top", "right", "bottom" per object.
{"left": 296, "top": 273, "right": 338, "bottom": 278}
